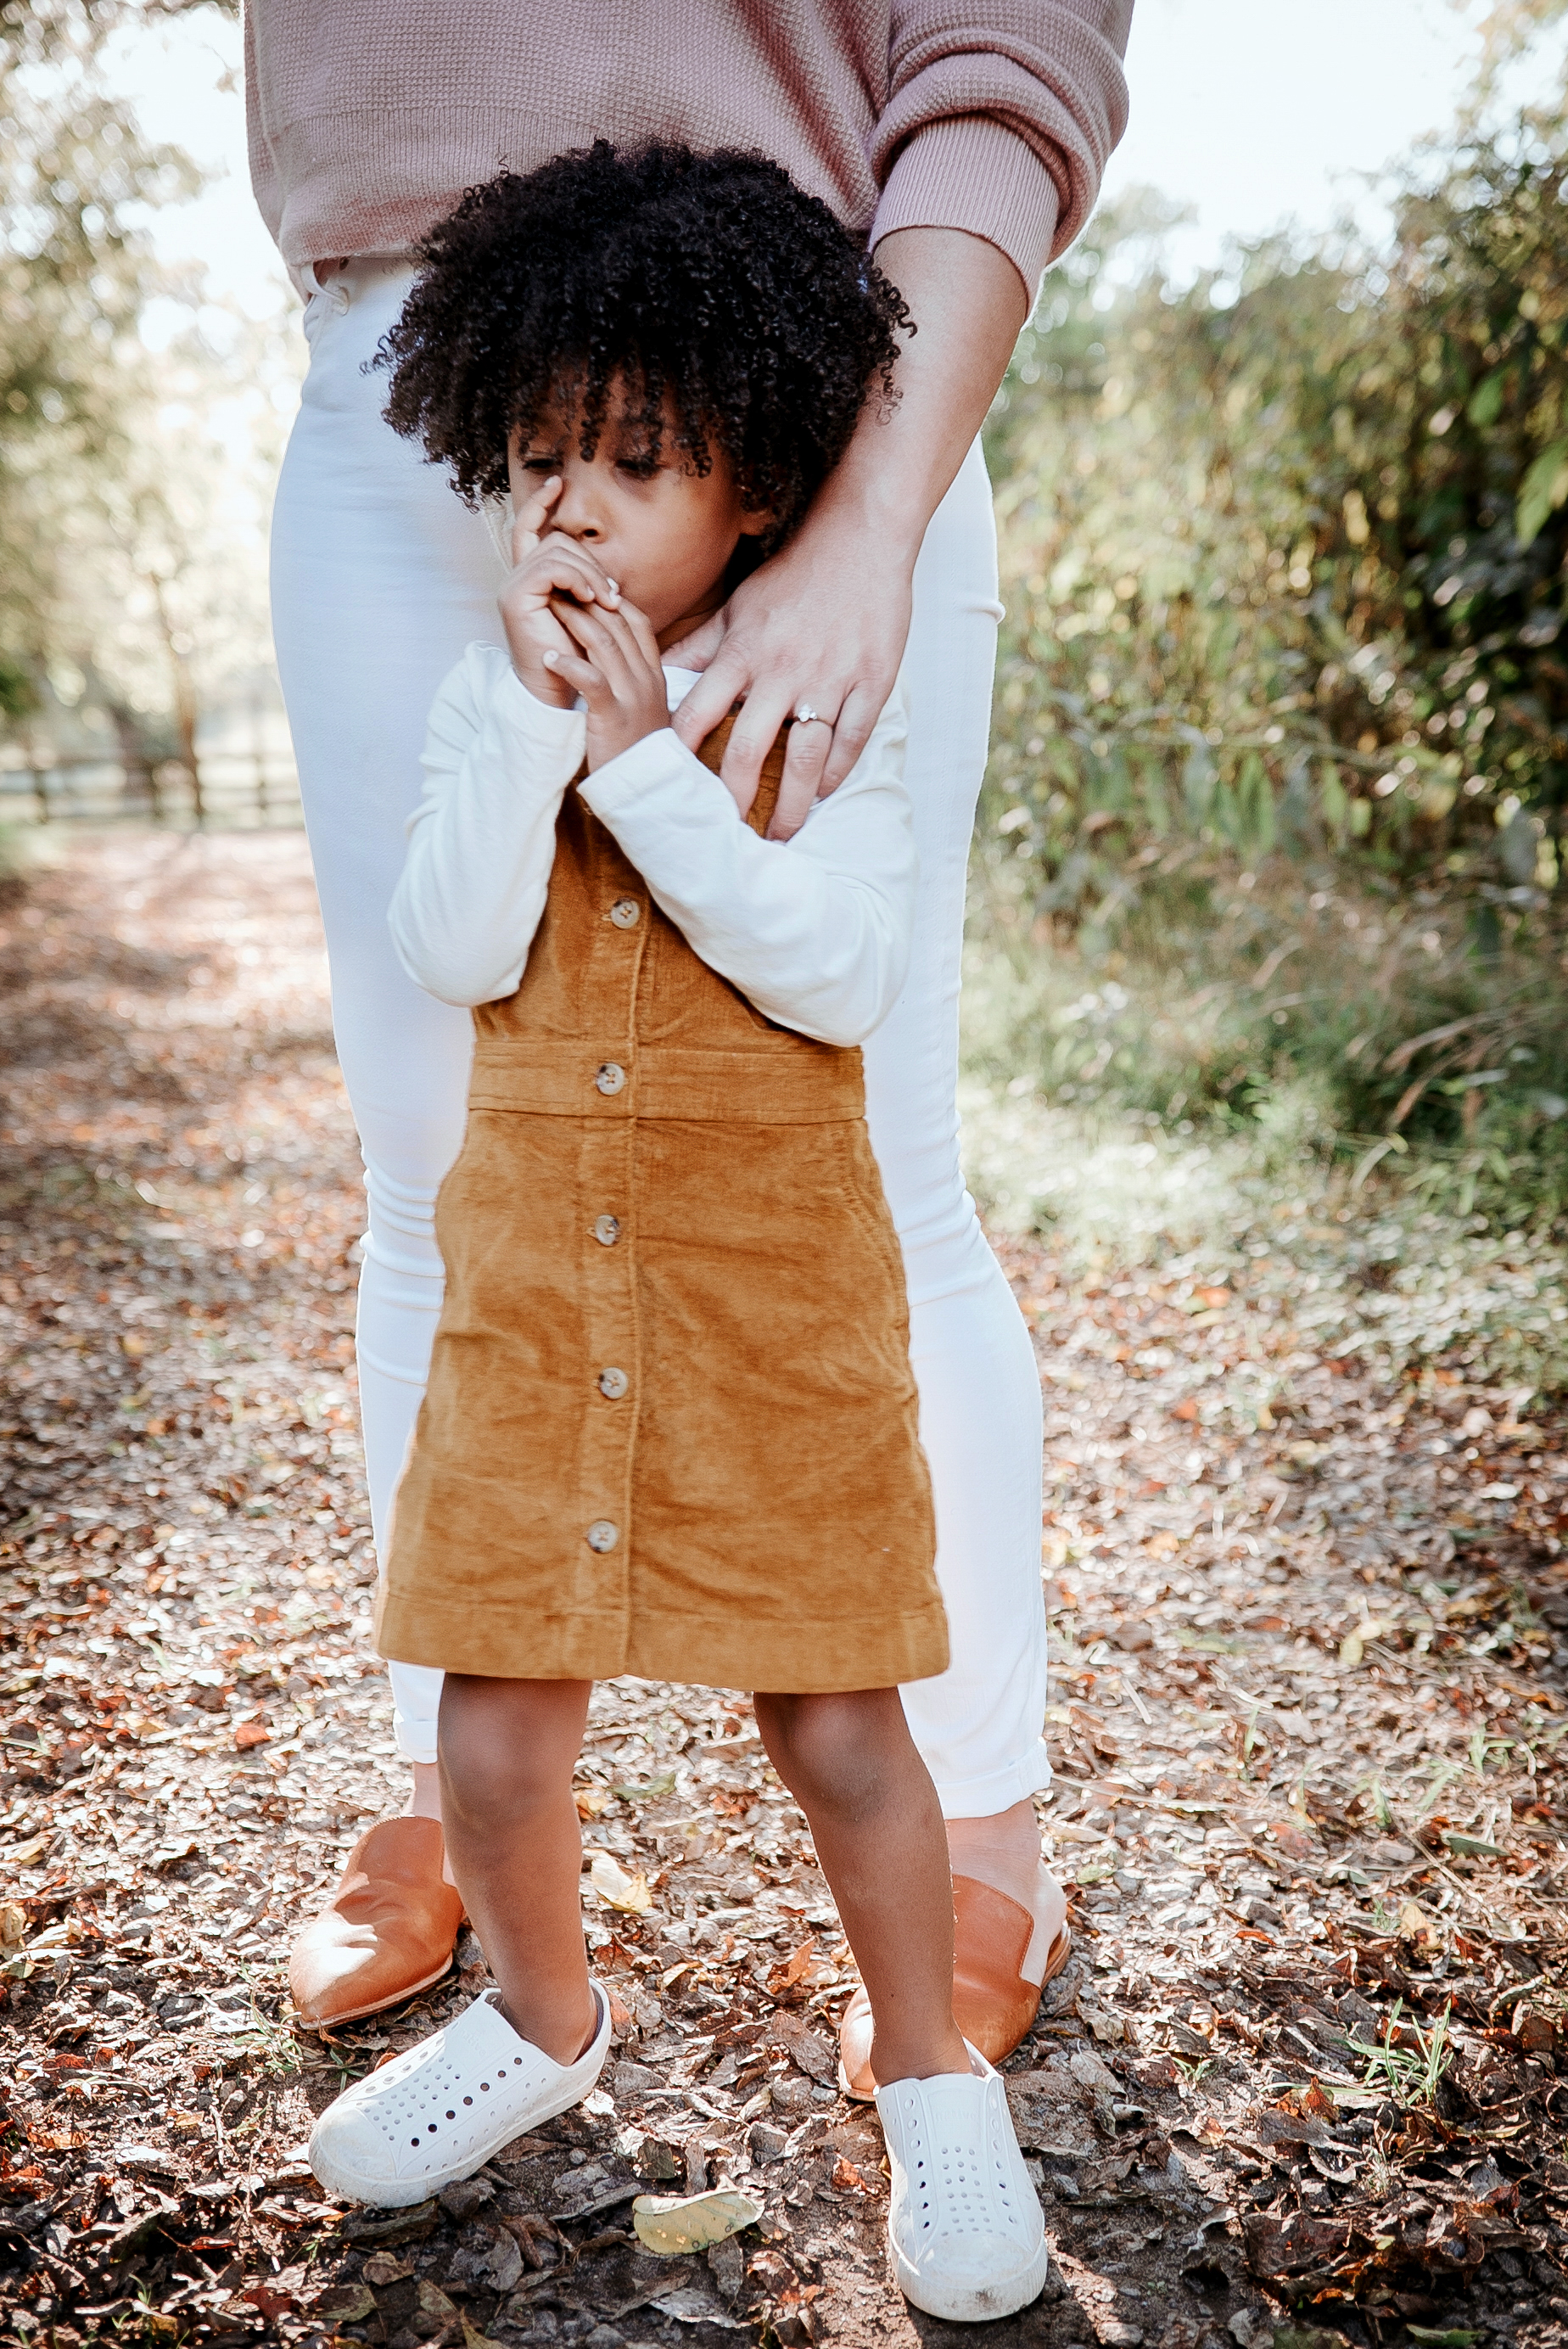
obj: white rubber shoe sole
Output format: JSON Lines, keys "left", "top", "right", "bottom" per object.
{"left": 309, "top": 1982, "right": 611, "bottom": 2208}
{"left": 875, "top": 2047, "right": 1050, "bottom": 2322}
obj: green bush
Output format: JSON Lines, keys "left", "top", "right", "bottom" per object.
{"left": 973, "top": 117, "right": 1568, "bottom": 1225}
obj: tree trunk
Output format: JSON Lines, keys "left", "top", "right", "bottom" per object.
{"left": 147, "top": 573, "right": 203, "bottom": 825}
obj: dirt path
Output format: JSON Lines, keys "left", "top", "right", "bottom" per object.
{"left": 3, "top": 832, "right": 1568, "bottom": 2349}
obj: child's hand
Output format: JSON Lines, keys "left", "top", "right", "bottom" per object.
{"left": 498, "top": 478, "right": 621, "bottom": 707}
{"left": 542, "top": 593, "right": 669, "bottom": 771}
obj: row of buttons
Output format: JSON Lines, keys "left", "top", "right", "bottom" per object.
{"left": 582, "top": 896, "right": 642, "bottom": 1555}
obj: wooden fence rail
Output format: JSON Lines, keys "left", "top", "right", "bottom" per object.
{"left": 0, "top": 750, "right": 303, "bottom": 832}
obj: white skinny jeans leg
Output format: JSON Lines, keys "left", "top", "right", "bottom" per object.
{"left": 871, "top": 441, "right": 1049, "bottom": 1818}
{"left": 269, "top": 266, "right": 1049, "bottom": 1806}
{"left": 270, "top": 261, "right": 481, "bottom": 1763}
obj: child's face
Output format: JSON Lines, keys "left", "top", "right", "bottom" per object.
{"left": 507, "top": 390, "right": 767, "bottom": 643}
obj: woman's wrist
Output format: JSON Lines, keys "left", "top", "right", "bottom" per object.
{"left": 803, "top": 452, "right": 926, "bottom": 579}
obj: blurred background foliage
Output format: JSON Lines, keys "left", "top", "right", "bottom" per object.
{"left": 974, "top": 19, "right": 1568, "bottom": 1249}
{"left": 0, "top": 0, "right": 288, "bottom": 807}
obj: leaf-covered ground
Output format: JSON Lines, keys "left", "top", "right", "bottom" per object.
{"left": 3, "top": 832, "right": 1568, "bottom": 2349}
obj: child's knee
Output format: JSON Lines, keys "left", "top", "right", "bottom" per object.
{"left": 756, "top": 1689, "right": 907, "bottom": 1815}
{"left": 437, "top": 1676, "right": 577, "bottom": 1818}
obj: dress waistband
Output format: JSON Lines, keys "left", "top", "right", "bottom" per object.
{"left": 468, "top": 1040, "right": 864, "bottom": 1125}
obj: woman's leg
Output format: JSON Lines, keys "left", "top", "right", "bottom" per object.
{"left": 860, "top": 439, "right": 1061, "bottom": 2036}
{"left": 271, "top": 260, "right": 499, "bottom": 2019}
{"left": 437, "top": 1676, "right": 596, "bottom": 2065}
{"left": 754, "top": 1690, "right": 967, "bottom": 2084}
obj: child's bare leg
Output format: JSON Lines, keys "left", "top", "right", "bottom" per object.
{"left": 753, "top": 1689, "right": 969, "bottom": 2084}
{"left": 437, "top": 1674, "right": 595, "bottom": 2064}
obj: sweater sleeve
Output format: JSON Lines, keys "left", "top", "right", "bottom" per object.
{"left": 243, "top": 1, "right": 284, "bottom": 255}
{"left": 388, "top": 643, "right": 586, "bottom": 1007}
{"left": 870, "top": 2, "right": 1134, "bottom": 294}
{"left": 579, "top": 689, "right": 916, "bottom": 1051}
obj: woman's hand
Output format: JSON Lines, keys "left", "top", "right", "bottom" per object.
{"left": 541, "top": 593, "right": 669, "bottom": 771}
{"left": 666, "top": 503, "right": 915, "bottom": 838}
{"left": 498, "top": 477, "right": 621, "bottom": 706}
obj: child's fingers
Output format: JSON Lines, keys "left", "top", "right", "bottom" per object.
{"left": 541, "top": 646, "right": 605, "bottom": 698}
{"left": 559, "top": 595, "right": 661, "bottom": 691}
{"left": 510, "top": 538, "right": 621, "bottom": 608}
{"left": 511, "top": 476, "right": 562, "bottom": 560}
{"left": 614, "top": 596, "right": 664, "bottom": 675}
{"left": 552, "top": 597, "right": 641, "bottom": 698}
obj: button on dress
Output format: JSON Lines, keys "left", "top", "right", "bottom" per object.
{"left": 377, "top": 719, "right": 945, "bottom": 1694}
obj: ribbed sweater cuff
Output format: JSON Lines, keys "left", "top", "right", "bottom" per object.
{"left": 871, "top": 116, "right": 1061, "bottom": 302}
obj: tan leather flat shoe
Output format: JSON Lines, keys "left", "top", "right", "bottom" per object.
{"left": 288, "top": 1817, "right": 464, "bottom": 2028}
{"left": 837, "top": 1873, "right": 1072, "bottom": 2100}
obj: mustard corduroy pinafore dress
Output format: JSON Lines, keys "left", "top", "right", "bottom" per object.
{"left": 377, "top": 717, "right": 946, "bottom": 1694}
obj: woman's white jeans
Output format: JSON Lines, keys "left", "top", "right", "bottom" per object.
{"left": 269, "top": 258, "right": 1048, "bottom": 1818}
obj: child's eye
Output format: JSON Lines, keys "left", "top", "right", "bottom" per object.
{"left": 616, "top": 458, "right": 662, "bottom": 481}
{"left": 521, "top": 454, "right": 562, "bottom": 473}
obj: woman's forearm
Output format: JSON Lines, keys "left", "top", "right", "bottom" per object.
{"left": 669, "top": 226, "right": 1029, "bottom": 826}
{"left": 823, "top": 227, "right": 1030, "bottom": 567}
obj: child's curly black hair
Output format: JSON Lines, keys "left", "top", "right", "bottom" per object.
{"left": 377, "top": 141, "right": 912, "bottom": 550}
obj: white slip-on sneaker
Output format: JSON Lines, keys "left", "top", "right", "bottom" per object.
{"left": 874, "top": 2044, "right": 1050, "bottom": 2322}
{"left": 309, "top": 1982, "right": 611, "bottom": 2207}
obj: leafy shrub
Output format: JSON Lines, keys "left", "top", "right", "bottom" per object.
{"left": 974, "top": 117, "right": 1568, "bottom": 1223}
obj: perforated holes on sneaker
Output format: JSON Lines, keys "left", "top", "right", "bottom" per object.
{"left": 903, "top": 2094, "right": 935, "bottom": 2236}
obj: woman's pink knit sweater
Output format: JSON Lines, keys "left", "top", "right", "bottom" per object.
{"left": 244, "top": 1, "right": 1132, "bottom": 297}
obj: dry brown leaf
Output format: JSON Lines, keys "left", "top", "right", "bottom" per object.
{"left": 588, "top": 1851, "right": 652, "bottom": 1913}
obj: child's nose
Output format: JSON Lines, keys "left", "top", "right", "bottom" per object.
{"left": 552, "top": 469, "right": 603, "bottom": 543}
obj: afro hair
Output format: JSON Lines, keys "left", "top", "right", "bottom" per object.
{"left": 376, "top": 140, "right": 912, "bottom": 551}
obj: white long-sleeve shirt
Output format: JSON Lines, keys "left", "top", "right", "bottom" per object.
{"left": 389, "top": 644, "right": 916, "bottom": 1051}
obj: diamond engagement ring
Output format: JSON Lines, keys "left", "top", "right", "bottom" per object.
{"left": 794, "top": 704, "right": 830, "bottom": 726}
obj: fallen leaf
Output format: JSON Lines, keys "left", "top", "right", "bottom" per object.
{"left": 831, "top": 2155, "right": 876, "bottom": 2195}
{"left": 574, "top": 1787, "right": 613, "bottom": 1819}
{"left": 633, "top": 2186, "right": 764, "bottom": 2255}
{"left": 613, "top": 1769, "right": 677, "bottom": 1802}
{"left": 243, "top": 2283, "right": 299, "bottom": 2319}
{"left": 361, "top": 2252, "right": 414, "bottom": 2286}
{"left": 588, "top": 1852, "right": 652, "bottom": 1914}
{"left": 1399, "top": 1898, "right": 1440, "bottom": 1946}
{"left": 765, "top": 1937, "right": 820, "bottom": 1996}
{"left": 310, "top": 2284, "right": 377, "bottom": 2322}
{"left": 233, "top": 1719, "right": 272, "bottom": 1750}
{"left": 339, "top": 2200, "right": 440, "bottom": 2246}
{"left": 462, "top": 2320, "right": 510, "bottom": 2349}
{"left": 412, "top": 2280, "right": 457, "bottom": 2329}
